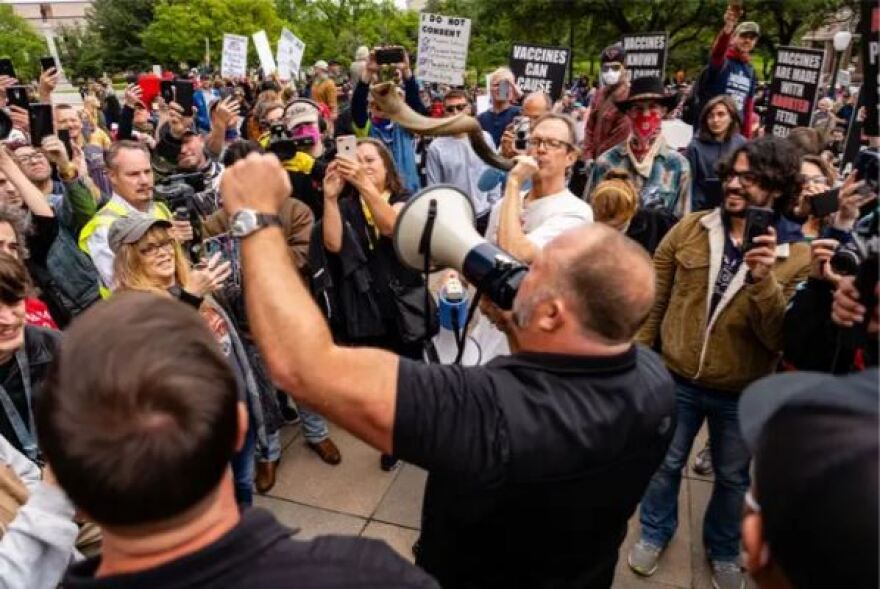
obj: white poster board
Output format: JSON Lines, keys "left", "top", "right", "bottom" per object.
{"left": 221, "top": 34, "right": 248, "bottom": 79}
{"left": 416, "top": 13, "right": 471, "bottom": 86}
{"left": 276, "top": 28, "right": 306, "bottom": 80}
{"left": 152, "top": 64, "right": 162, "bottom": 76}
{"left": 662, "top": 119, "right": 693, "bottom": 150}
{"left": 252, "top": 30, "right": 276, "bottom": 75}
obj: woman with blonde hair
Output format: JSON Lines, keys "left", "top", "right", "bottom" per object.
{"left": 109, "top": 215, "right": 269, "bottom": 507}
{"left": 591, "top": 168, "right": 639, "bottom": 231}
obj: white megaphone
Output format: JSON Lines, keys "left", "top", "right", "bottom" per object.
{"left": 393, "top": 185, "right": 528, "bottom": 310}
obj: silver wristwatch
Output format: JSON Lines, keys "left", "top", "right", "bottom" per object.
{"left": 229, "top": 209, "right": 282, "bottom": 238}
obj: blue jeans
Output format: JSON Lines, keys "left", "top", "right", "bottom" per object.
{"left": 257, "top": 405, "right": 330, "bottom": 463}
{"left": 639, "top": 380, "right": 751, "bottom": 562}
{"left": 231, "top": 416, "right": 256, "bottom": 507}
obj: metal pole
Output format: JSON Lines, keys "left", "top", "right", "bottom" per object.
{"left": 827, "top": 49, "right": 841, "bottom": 99}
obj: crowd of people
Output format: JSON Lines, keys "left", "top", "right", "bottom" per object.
{"left": 0, "top": 3, "right": 876, "bottom": 589}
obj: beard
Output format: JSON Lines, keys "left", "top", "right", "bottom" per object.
{"left": 512, "top": 289, "right": 550, "bottom": 329}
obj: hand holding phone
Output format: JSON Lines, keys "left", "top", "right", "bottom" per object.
{"left": 375, "top": 46, "right": 405, "bottom": 66}
{"left": 0, "top": 59, "right": 15, "bottom": 79}
{"left": 28, "top": 103, "right": 54, "bottom": 148}
{"left": 809, "top": 186, "right": 840, "bottom": 218}
{"left": 742, "top": 206, "right": 773, "bottom": 252}
{"left": 6, "top": 86, "right": 29, "bottom": 110}
{"left": 336, "top": 135, "right": 357, "bottom": 160}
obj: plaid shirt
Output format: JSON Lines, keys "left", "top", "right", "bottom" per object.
{"left": 586, "top": 139, "right": 691, "bottom": 218}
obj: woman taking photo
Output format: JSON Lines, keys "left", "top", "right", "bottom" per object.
{"left": 321, "top": 138, "right": 434, "bottom": 471}
{"left": 108, "top": 215, "right": 268, "bottom": 507}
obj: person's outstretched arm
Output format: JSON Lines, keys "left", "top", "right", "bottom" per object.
{"left": 221, "top": 153, "right": 399, "bottom": 453}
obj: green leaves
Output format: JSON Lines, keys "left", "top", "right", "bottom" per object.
{"left": 0, "top": 4, "right": 46, "bottom": 81}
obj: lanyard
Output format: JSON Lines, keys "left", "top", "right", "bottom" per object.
{"left": 0, "top": 347, "right": 37, "bottom": 461}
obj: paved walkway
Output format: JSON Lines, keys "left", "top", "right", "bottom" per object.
{"left": 259, "top": 422, "right": 754, "bottom": 588}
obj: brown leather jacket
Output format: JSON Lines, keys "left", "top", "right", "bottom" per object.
{"left": 637, "top": 209, "right": 810, "bottom": 392}
{"left": 202, "top": 198, "right": 314, "bottom": 271}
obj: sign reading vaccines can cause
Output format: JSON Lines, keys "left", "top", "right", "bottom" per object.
{"left": 416, "top": 13, "right": 471, "bottom": 86}
{"left": 622, "top": 32, "right": 668, "bottom": 81}
{"left": 509, "top": 43, "right": 570, "bottom": 101}
{"left": 221, "top": 34, "right": 248, "bottom": 79}
{"left": 765, "top": 46, "right": 824, "bottom": 138}
{"left": 276, "top": 28, "right": 305, "bottom": 80}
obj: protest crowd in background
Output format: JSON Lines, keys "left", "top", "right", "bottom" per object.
{"left": 0, "top": 1, "right": 876, "bottom": 588}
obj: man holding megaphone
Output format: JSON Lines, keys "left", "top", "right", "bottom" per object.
{"left": 221, "top": 153, "right": 676, "bottom": 588}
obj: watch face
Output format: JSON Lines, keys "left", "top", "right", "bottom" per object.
{"left": 232, "top": 210, "right": 258, "bottom": 236}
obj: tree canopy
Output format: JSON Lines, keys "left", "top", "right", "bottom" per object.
{"left": 0, "top": 4, "right": 48, "bottom": 80}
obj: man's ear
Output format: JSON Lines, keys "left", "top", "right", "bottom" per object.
{"left": 742, "top": 511, "right": 771, "bottom": 575}
{"left": 535, "top": 298, "right": 565, "bottom": 333}
{"left": 234, "top": 402, "right": 248, "bottom": 453}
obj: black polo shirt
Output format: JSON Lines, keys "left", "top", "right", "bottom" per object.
{"left": 63, "top": 508, "right": 439, "bottom": 588}
{"left": 394, "top": 345, "right": 676, "bottom": 589}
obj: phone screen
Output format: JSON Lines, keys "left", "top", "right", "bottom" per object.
{"left": 173, "top": 81, "right": 194, "bottom": 113}
{"left": 202, "top": 233, "right": 241, "bottom": 287}
{"left": 810, "top": 187, "right": 840, "bottom": 218}
{"left": 375, "top": 47, "right": 405, "bottom": 65}
{"left": 159, "top": 80, "right": 174, "bottom": 104}
{"left": 497, "top": 80, "right": 509, "bottom": 100}
{"left": 39, "top": 56, "right": 56, "bottom": 72}
{"left": 28, "top": 103, "right": 54, "bottom": 147}
{"left": 0, "top": 59, "right": 15, "bottom": 79}
{"left": 6, "top": 86, "right": 28, "bottom": 110}
{"left": 57, "top": 128, "right": 73, "bottom": 159}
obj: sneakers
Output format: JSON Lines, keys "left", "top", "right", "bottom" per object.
{"left": 693, "top": 444, "right": 714, "bottom": 476}
{"left": 711, "top": 560, "right": 744, "bottom": 589}
{"left": 627, "top": 539, "right": 663, "bottom": 576}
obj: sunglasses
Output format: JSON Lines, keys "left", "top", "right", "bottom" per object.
{"left": 444, "top": 103, "right": 468, "bottom": 114}
{"left": 601, "top": 64, "right": 623, "bottom": 73}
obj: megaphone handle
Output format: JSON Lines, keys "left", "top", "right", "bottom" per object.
{"left": 419, "top": 199, "right": 438, "bottom": 357}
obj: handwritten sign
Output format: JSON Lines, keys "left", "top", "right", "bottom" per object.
{"left": 416, "top": 13, "right": 471, "bottom": 86}
{"left": 765, "top": 46, "right": 824, "bottom": 138}
{"left": 622, "top": 32, "right": 668, "bottom": 81}
{"left": 221, "top": 34, "right": 248, "bottom": 79}
{"left": 277, "top": 28, "right": 305, "bottom": 80}
{"left": 252, "top": 30, "right": 276, "bottom": 75}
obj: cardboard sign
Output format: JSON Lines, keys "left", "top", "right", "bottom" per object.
{"left": 509, "top": 43, "right": 570, "bottom": 101}
{"left": 276, "top": 28, "right": 305, "bottom": 80}
{"left": 416, "top": 12, "right": 471, "bottom": 86}
{"left": 221, "top": 34, "right": 248, "bottom": 79}
{"left": 622, "top": 32, "right": 668, "bottom": 81}
{"left": 252, "top": 30, "right": 276, "bottom": 75}
{"left": 765, "top": 46, "right": 825, "bottom": 138}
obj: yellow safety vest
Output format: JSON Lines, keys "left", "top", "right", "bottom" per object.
{"left": 79, "top": 200, "right": 173, "bottom": 298}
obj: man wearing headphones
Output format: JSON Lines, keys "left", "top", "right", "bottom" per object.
{"left": 221, "top": 153, "right": 676, "bottom": 589}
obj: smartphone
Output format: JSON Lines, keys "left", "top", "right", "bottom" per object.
{"left": 28, "top": 103, "right": 54, "bottom": 147}
{"left": 336, "top": 135, "right": 357, "bottom": 159}
{"left": 39, "top": 56, "right": 56, "bottom": 72}
{"left": 742, "top": 207, "right": 774, "bottom": 251}
{"left": 173, "top": 80, "right": 194, "bottom": 113}
{"left": 0, "top": 59, "right": 15, "bottom": 79}
{"left": 375, "top": 46, "right": 405, "bottom": 66}
{"left": 57, "top": 128, "right": 73, "bottom": 159}
{"left": 159, "top": 80, "right": 174, "bottom": 104}
{"left": 5, "top": 86, "right": 28, "bottom": 110}
{"left": 203, "top": 233, "right": 240, "bottom": 286}
{"left": 174, "top": 206, "right": 189, "bottom": 222}
{"left": 810, "top": 186, "right": 840, "bottom": 218}
{"left": 854, "top": 149, "right": 879, "bottom": 193}
{"left": 497, "top": 80, "right": 510, "bottom": 101}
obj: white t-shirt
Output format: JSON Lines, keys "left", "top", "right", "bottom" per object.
{"left": 473, "top": 188, "right": 593, "bottom": 363}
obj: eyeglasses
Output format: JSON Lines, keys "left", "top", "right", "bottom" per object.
{"left": 601, "top": 64, "right": 623, "bottom": 73}
{"left": 803, "top": 175, "right": 829, "bottom": 187}
{"left": 721, "top": 170, "right": 760, "bottom": 187}
{"left": 444, "top": 103, "right": 468, "bottom": 114}
{"left": 138, "top": 239, "right": 174, "bottom": 258}
{"left": 527, "top": 136, "right": 574, "bottom": 151}
{"left": 15, "top": 153, "right": 46, "bottom": 164}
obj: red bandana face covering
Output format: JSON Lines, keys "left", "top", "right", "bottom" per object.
{"left": 631, "top": 110, "right": 663, "bottom": 140}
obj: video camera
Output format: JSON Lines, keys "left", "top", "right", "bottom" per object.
{"left": 830, "top": 211, "right": 879, "bottom": 333}
{"left": 153, "top": 172, "right": 206, "bottom": 261}
{"left": 267, "top": 123, "right": 315, "bottom": 161}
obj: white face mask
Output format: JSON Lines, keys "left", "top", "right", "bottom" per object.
{"left": 602, "top": 70, "right": 622, "bottom": 86}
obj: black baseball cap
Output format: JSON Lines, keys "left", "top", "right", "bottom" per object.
{"left": 600, "top": 44, "right": 626, "bottom": 65}
{"left": 740, "top": 369, "right": 879, "bottom": 589}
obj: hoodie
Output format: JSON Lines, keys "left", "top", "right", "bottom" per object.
{"left": 706, "top": 29, "right": 757, "bottom": 137}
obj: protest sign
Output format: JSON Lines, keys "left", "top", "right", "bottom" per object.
{"left": 252, "top": 30, "right": 276, "bottom": 75}
{"left": 622, "top": 32, "right": 668, "bottom": 81}
{"left": 277, "top": 28, "right": 305, "bottom": 80}
{"left": 221, "top": 34, "right": 248, "bottom": 79}
{"left": 765, "top": 46, "right": 824, "bottom": 138}
{"left": 840, "top": 2, "right": 877, "bottom": 172}
{"left": 509, "top": 43, "right": 570, "bottom": 101}
{"left": 416, "top": 12, "right": 471, "bottom": 86}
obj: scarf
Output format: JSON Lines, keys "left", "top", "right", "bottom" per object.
{"left": 626, "top": 135, "right": 666, "bottom": 179}
{"left": 726, "top": 46, "right": 751, "bottom": 64}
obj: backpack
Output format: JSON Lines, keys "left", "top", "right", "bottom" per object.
{"left": 681, "top": 66, "right": 713, "bottom": 127}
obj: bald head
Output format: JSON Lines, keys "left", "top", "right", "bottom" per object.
{"left": 546, "top": 224, "right": 655, "bottom": 344}
{"left": 523, "top": 92, "right": 552, "bottom": 118}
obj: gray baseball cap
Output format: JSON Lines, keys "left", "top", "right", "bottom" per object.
{"left": 108, "top": 214, "right": 172, "bottom": 253}
{"left": 734, "top": 21, "right": 760, "bottom": 37}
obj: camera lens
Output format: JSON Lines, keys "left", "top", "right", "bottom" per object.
{"left": 830, "top": 247, "right": 861, "bottom": 276}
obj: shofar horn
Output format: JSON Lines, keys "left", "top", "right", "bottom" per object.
{"left": 370, "top": 81, "right": 514, "bottom": 171}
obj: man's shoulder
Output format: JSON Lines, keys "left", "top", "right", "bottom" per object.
{"left": 24, "top": 325, "right": 61, "bottom": 365}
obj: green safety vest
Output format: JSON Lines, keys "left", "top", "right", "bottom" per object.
{"left": 79, "top": 200, "right": 173, "bottom": 298}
